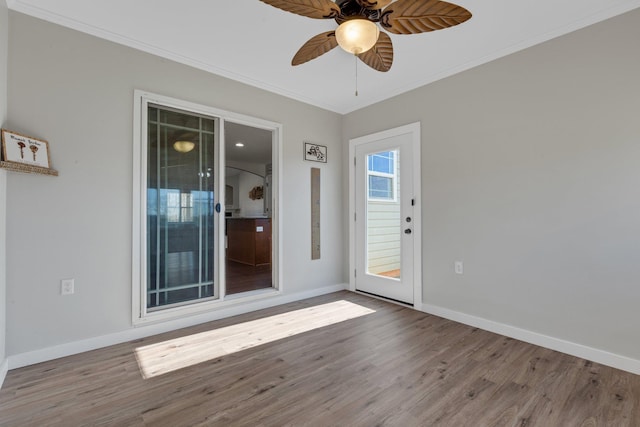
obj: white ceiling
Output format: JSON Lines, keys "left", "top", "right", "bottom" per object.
{"left": 7, "top": 0, "right": 640, "bottom": 114}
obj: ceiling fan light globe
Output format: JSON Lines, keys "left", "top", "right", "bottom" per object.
{"left": 335, "top": 19, "right": 379, "bottom": 55}
{"left": 173, "top": 140, "right": 195, "bottom": 153}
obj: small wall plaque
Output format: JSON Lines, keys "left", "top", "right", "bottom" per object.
{"left": 304, "top": 142, "right": 327, "bottom": 163}
{"left": 1, "top": 129, "right": 51, "bottom": 169}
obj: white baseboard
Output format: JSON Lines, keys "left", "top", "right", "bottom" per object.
{"left": 0, "top": 357, "right": 8, "bottom": 389}
{"left": 421, "top": 303, "right": 640, "bottom": 376}
{"left": 13, "top": 285, "right": 635, "bottom": 379}
{"left": 8, "top": 284, "right": 347, "bottom": 370}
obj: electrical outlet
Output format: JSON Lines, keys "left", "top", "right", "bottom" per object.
{"left": 61, "top": 279, "right": 75, "bottom": 295}
{"left": 454, "top": 261, "right": 464, "bottom": 275}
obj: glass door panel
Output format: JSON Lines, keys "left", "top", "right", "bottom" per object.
{"left": 147, "top": 105, "right": 217, "bottom": 310}
{"left": 366, "top": 149, "right": 401, "bottom": 280}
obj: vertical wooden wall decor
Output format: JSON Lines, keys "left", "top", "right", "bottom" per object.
{"left": 311, "top": 167, "right": 321, "bottom": 260}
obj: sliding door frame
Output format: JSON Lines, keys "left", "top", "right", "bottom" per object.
{"left": 132, "top": 90, "right": 283, "bottom": 325}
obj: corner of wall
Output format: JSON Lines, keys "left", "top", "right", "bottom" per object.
{"left": 0, "top": 354, "right": 8, "bottom": 388}
{"left": 1, "top": 0, "right": 10, "bottom": 389}
{"left": 0, "top": 169, "right": 6, "bottom": 389}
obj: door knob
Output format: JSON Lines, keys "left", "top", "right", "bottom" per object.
{"left": 404, "top": 228, "right": 412, "bottom": 234}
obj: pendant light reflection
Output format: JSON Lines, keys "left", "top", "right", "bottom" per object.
{"left": 173, "top": 140, "right": 195, "bottom": 153}
{"left": 335, "top": 19, "right": 379, "bottom": 55}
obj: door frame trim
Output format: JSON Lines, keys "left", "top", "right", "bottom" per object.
{"left": 132, "top": 90, "right": 283, "bottom": 325}
{"left": 348, "top": 122, "right": 422, "bottom": 307}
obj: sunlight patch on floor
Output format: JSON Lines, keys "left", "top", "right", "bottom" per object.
{"left": 134, "top": 300, "right": 376, "bottom": 379}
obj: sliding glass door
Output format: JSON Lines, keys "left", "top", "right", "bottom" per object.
{"left": 134, "top": 90, "right": 282, "bottom": 323}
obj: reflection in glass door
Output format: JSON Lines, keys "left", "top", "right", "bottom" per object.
{"left": 146, "top": 105, "right": 217, "bottom": 309}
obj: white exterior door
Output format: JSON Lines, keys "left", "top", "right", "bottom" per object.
{"left": 350, "top": 123, "right": 421, "bottom": 305}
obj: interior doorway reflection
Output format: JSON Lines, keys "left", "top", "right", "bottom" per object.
{"left": 224, "top": 122, "right": 273, "bottom": 295}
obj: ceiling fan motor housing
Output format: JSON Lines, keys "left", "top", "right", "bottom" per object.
{"left": 335, "top": 0, "right": 382, "bottom": 24}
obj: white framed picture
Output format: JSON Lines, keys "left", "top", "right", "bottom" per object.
{"left": 1, "top": 129, "right": 51, "bottom": 169}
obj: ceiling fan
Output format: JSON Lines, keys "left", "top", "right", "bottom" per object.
{"left": 259, "top": 0, "right": 472, "bottom": 72}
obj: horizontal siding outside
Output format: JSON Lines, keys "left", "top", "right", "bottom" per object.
{"left": 367, "top": 200, "right": 400, "bottom": 274}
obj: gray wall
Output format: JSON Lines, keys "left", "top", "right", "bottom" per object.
{"left": 343, "top": 9, "right": 640, "bottom": 360}
{"left": 5, "top": 12, "right": 343, "bottom": 356}
{"left": 0, "top": 0, "right": 9, "bottom": 370}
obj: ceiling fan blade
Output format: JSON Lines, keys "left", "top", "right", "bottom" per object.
{"left": 380, "top": 0, "right": 472, "bottom": 35}
{"left": 259, "top": 0, "right": 340, "bottom": 19}
{"left": 292, "top": 31, "right": 339, "bottom": 66}
{"left": 357, "top": 31, "right": 393, "bottom": 72}
{"left": 355, "top": 0, "right": 392, "bottom": 10}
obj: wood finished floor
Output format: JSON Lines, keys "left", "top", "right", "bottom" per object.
{"left": 1, "top": 291, "right": 639, "bottom": 426}
{"left": 226, "top": 260, "right": 272, "bottom": 295}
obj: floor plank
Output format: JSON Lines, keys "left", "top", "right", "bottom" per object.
{"left": 1, "top": 291, "right": 639, "bottom": 426}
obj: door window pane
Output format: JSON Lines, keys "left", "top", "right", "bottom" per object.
{"left": 366, "top": 149, "right": 401, "bottom": 279}
{"left": 147, "top": 105, "right": 216, "bottom": 310}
